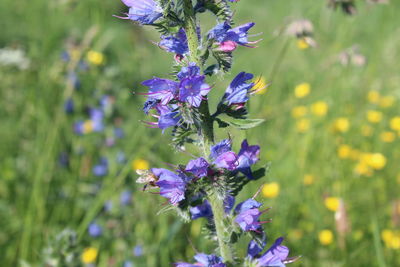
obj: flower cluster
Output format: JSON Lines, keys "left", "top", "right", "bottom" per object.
{"left": 118, "top": 0, "right": 297, "bottom": 265}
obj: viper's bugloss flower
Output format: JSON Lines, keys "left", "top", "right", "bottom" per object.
{"left": 248, "top": 239, "right": 265, "bottom": 258}
{"left": 210, "top": 139, "right": 232, "bottom": 159}
{"left": 210, "top": 139, "right": 238, "bottom": 170}
{"left": 89, "top": 108, "right": 104, "bottom": 131}
{"left": 177, "top": 62, "right": 201, "bottom": 80}
{"left": 64, "top": 98, "right": 74, "bottom": 114}
{"left": 255, "top": 237, "right": 296, "bottom": 267}
{"left": 117, "top": 0, "right": 163, "bottom": 25}
{"left": 120, "top": 190, "right": 132, "bottom": 205}
{"left": 185, "top": 157, "right": 209, "bottom": 177}
{"left": 93, "top": 157, "right": 108, "bottom": 177}
{"left": 179, "top": 75, "right": 211, "bottom": 107}
{"left": 159, "top": 29, "right": 189, "bottom": 55}
{"left": 237, "top": 139, "right": 260, "bottom": 179}
{"left": 191, "top": 195, "right": 235, "bottom": 220}
{"left": 88, "top": 223, "right": 102, "bottom": 237}
{"left": 141, "top": 78, "right": 179, "bottom": 105}
{"left": 208, "top": 22, "right": 259, "bottom": 49}
{"left": 223, "top": 72, "right": 254, "bottom": 105}
{"left": 175, "top": 253, "right": 226, "bottom": 267}
{"left": 133, "top": 245, "right": 144, "bottom": 256}
{"left": 235, "top": 199, "right": 264, "bottom": 231}
{"left": 152, "top": 168, "right": 189, "bottom": 204}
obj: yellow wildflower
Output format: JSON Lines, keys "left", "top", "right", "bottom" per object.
{"left": 319, "top": 230, "right": 333, "bottom": 245}
{"left": 324, "top": 197, "right": 340, "bottom": 212}
{"left": 366, "top": 153, "right": 386, "bottom": 170}
{"left": 380, "top": 131, "right": 395, "bottom": 143}
{"left": 291, "top": 106, "right": 308, "bottom": 118}
{"left": 311, "top": 101, "right": 328, "bottom": 116}
{"left": 361, "top": 124, "right": 373, "bottom": 137}
{"left": 83, "top": 120, "right": 94, "bottom": 134}
{"left": 303, "top": 174, "right": 315, "bottom": 185}
{"left": 262, "top": 182, "right": 280, "bottom": 198}
{"left": 366, "top": 110, "right": 383, "bottom": 123}
{"left": 296, "top": 39, "right": 309, "bottom": 50}
{"left": 379, "top": 96, "right": 395, "bottom": 108}
{"left": 296, "top": 118, "right": 310, "bottom": 133}
{"left": 294, "top": 83, "right": 311, "bottom": 98}
{"left": 253, "top": 76, "right": 268, "bottom": 95}
{"left": 86, "top": 50, "right": 104, "bottom": 65}
{"left": 390, "top": 117, "right": 400, "bottom": 131}
{"left": 132, "top": 159, "right": 149, "bottom": 171}
{"left": 337, "top": 144, "right": 351, "bottom": 159}
{"left": 367, "top": 90, "right": 380, "bottom": 104}
{"left": 354, "top": 161, "right": 372, "bottom": 176}
{"left": 333, "top": 118, "right": 350, "bottom": 133}
{"left": 81, "top": 247, "right": 98, "bottom": 264}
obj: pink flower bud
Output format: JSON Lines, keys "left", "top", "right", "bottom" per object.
{"left": 218, "top": 41, "right": 237, "bottom": 52}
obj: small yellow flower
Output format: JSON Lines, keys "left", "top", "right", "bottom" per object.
{"left": 83, "top": 120, "right": 94, "bottom": 134}
{"left": 337, "top": 144, "right": 351, "bottom": 159}
{"left": 390, "top": 117, "right": 400, "bottom": 131}
{"left": 296, "top": 39, "right": 309, "bottom": 50}
{"left": 324, "top": 197, "right": 340, "bottom": 212}
{"left": 132, "top": 159, "right": 149, "bottom": 171}
{"left": 366, "top": 110, "right": 383, "bottom": 123}
{"left": 354, "top": 161, "right": 372, "bottom": 176}
{"left": 253, "top": 76, "right": 268, "bottom": 95}
{"left": 81, "top": 247, "right": 98, "bottom": 264}
{"left": 361, "top": 124, "right": 373, "bottom": 137}
{"left": 262, "top": 182, "right": 280, "bottom": 198}
{"left": 367, "top": 90, "right": 380, "bottom": 104}
{"left": 86, "top": 50, "right": 104, "bottom": 65}
{"left": 296, "top": 118, "right": 310, "bottom": 133}
{"left": 291, "top": 106, "right": 308, "bottom": 118}
{"left": 366, "top": 153, "right": 387, "bottom": 170}
{"left": 294, "top": 83, "right": 311, "bottom": 98}
{"left": 319, "top": 229, "right": 333, "bottom": 245}
{"left": 379, "top": 96, "right": 395, "bottom": 108}
{"left": 311, "top": 101, "right": 328, "bottom": 117}
{"left": 303, "top": 174, "right": 315, "bottom": 185}
{"left": 333, "top": 118, "right": 350, "bottom": 133}
{"left": 380, "top": 131, "right": 396, "bottom": 143}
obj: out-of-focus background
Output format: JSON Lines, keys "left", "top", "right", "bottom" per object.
{"left": 1, "top": 0, "right": 399, "bottom": 266}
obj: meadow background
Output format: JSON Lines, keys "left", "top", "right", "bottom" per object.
{"left": 1, "top": 0, "right": 400, "bottom": 266}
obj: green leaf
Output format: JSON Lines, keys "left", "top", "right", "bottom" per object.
{"left": 226, "top": 118, "right": 265, "bottom": 129}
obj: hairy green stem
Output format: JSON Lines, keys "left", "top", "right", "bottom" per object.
{"left": 182, "top": 0, "right": 233, "bottom": 262}
{"left": 208, "top": 191, "right": 234, "bottom": 263}
{"left": 182, "top": 0, "right": 214, "bottom": 146}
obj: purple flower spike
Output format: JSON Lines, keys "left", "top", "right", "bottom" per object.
{"left": 237, "top": 139, "right": 260, "bottom": 179}
{"left": 235, "top": 198, "right": 262, "bottom": 214}
{"left": 185, "top": 157, "right": 209, "bottom": 177}
{"left": 224, "top": 72, "right": 254, "bottom": 105}
{"left": 117, "top": 0, "right": 163, "bottom": 25}
{"left": 159, "top": 29, "right": 189, "bottom": 55}
{"left": 175, "top": 253, "right": 226, "bottom": 267}
{"left": 158, "top": 111, "right": 181, "bottom": 130}
{"left": 214, "top": 151, "right": 238, "bottom": 170}
{"left": 208, "top": 22, "right": 259, "bottom": 48}
{"left": 190, "top": 200, "right": 213, "bottom": 220}
{"left": 177, "top": 62, "right": 201, "bottom": 80}
{"left": 153, "top": 168, "right": 188, "bottom": 205}
{"left": 179, "top": 76, "right": 211, "bottom": 107}
{"left": 142, "top": 78, "right": 179, "bottom": 105}
{"left": 256, "top": 238, "right": 292, "bottom": 267}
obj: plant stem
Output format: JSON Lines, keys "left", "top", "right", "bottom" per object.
{"left": 208, "top": 191, "right": 234, "bottom": 263}
{"left": 182, "top": 0, "right": 214, "bottom": 146}
{"left": 182, "top": 0, "right": 233, "bottom": 262}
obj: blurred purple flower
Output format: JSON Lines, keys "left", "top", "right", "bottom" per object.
{"left": 133, "top": 245, "right": 143, "bottom": 256}
{"left": 92, "top": 157, "right": 108, "bottom": 177}
{"left": 175, "top": 253, "right": 225, "bottom": 267}
{"left": 88, "top": 223, "right": 102, "bottom": 237}
{"left": 120, "top": 190, "right": 132, "bottom": 205}
{"left": 64, "top": 98, "right": 74, "bottom": 114}
{"left": 255, "top": 238, "right": 295, "bottom": 267}
{"left": 208, "top": 22, "right": 259, "bottom": 48}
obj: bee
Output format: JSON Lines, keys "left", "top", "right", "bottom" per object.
{"left": 136, "top": 169, "right": 158, "bottom": 190}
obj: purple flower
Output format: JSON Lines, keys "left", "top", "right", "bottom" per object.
{"left": 152, "top": 168, "right": 188, "bottom": 204}
{"left": 159, "top": 29, "right": 189, "bottom": 55}
{"left": 117, "top": 0, "right": 163, "bottom": 25}
{"left": 141, "top": 78, "right": 179, "bottom": 105}
{"left": 210, "top": 139, "right": 232, "bottom": 159}
{"left": 158, "top": 110, "right": 181, "bottom": 130}
{"left": 208, "top": 22, "right": 259, "bottom": 48}
{"left": 89, "top": 108, "right": 104, "bottom": 131}
{"left": 255, "top": 238, "right": 294, "bottom": 267}
{"left": 175, "top": 253, "right": 225, "bottom": 267}
{"left": 237, "top": 139, "right": 260, "bottom": 179}
{"left": 235, "top": 199, "right": 264, "bottom": 231}
{"left": 92, "top": 157, "right": 108, "bottom": 177}
{"left": 120, "top": 190, "right": 132, "bottom": 205}
{"left": 185, "top": 157, "right": 209, "bottom": 177}
{"left": 248, "top": 239, "right": 265, "bottom": 258}
{"left": 177, "top": 62, "right": 201, "bottom": 80}
{"left": 133, "top": 245, "right": 143, "bottom": 256}
{"left": 143, "top": 98, "right": 158, "bottom": 114}
{"left": 123, "top": 261, "right": 133, "bottom": 267}
{"left": 64, "top": 98, "right": 74, "bottom": 114}
{"left": 179, "top": 75, "right": 211, "bottom": 107}
{"left": 190, "top": 200, "right": 213, "bottom": 220}
{"left": 223, "top": 72, "right": 254, "bottom": 105}
{"left": 210, "top": 139, "right": 238, "bottom": 170}
{"left": 88, "top": 223, "right": 102, "bottom": 237}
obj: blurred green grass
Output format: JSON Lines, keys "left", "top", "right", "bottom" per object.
{"left": 1, "top": 0, "right": 400, "bottom": 266}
